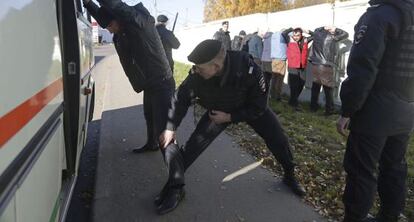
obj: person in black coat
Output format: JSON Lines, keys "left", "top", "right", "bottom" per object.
{"left": 231, "top": 30, "right": 246, "bottom": 51}
{"left": 309, "top": 26, "right": 348, "bottom": 115}
{"left": 156, "top": 15, "right": 181, "bottom": 73}
{"left": 213, "top": 21, "right": 232, "bottom": 51}
{"left": 337, "top": 0, "right": 414, "bottom": 221}
{"left": 155, "top": 40, "right": 306, "bottom": 215}
{"left": 83, "top": 0, "right": 175, "bottom": 153}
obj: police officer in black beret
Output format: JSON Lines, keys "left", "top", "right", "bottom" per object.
{"left": 83, "top": 0, "right": 175, "bottom": 153}
{"left": 155, "top": 39, "right": 306, "bottom": 215}
{"left": 156, "top": 14, "right": 181, "bottom": 73}
{"left": 337, "top": 0, "right": 414, "bottom": 221}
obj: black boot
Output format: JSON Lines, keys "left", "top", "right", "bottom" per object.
{"left": 156, "top": 187, "right": 185, "bottom": 215}
{"left": 376, "top": 211, "right": 399, "bottom": 222}
{"left": 132, "top": 143, "right": 158, "bottom": 153}
{"left": 154, "top": 182, "right": 169, "bottom": 206}
{"left": 283, "top": 172, "right": 306, "bottom": 197}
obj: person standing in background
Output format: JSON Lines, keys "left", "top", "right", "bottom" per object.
{"left": 231, "top": 30, "right": 247, "bottom": 51}
{"left": 213, "top": 21, "right": 231, "bottom": 51}
{"left": 248, "top": 30, "right": 264, "bottom": 66}
{"left": 283, "top": 28, "right": 313, "bottom": 110}
{"left": 156, "top": 14, "right": 181, "bottom": 73}
{"left": 269, "top": 29, "right": 288, "bottom": 101}
{"left": 309, "top": 26, "right": 348, "bottom": 115}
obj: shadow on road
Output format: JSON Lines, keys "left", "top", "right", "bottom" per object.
{"left": 66, "top": 119, "right": 102, "bottom": 222}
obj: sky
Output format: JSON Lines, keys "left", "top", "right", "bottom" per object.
{"left": 123, "top": 0, "right": 205, "bottom": 30}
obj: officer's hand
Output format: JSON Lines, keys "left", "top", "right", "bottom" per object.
{"left": 336, "top": 116, "right": 350, "bottom": 137}
{"left": 159, "top": 130, "right": 176, "bottom": 149}
{"left": 209, "top": 110, "right": 231, "bottom": 124}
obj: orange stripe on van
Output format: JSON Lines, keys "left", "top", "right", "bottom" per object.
{"left": 0, "top": 78, "right": 63, "bottom": 148}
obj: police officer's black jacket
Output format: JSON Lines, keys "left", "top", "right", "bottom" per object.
{"left": 213, "top": 29, "right": 232, "bottom": 51}
{"left": 340, "top": 0, "right": 414, "bottom": 135}
{"left": 166, "top": 51, "right": 268, "bottom": 131}
{"left": 156, "top": 24, "right": 181, "bottom": 69}
{"left": 309, "top": 27, "right": 349, "bottom": 67}
{"left": 85, "top": 0, "right": 172, "bottom": 93}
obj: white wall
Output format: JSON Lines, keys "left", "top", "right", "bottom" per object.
{"left": 173, "top": 0, "right": 369, "bottom": 64}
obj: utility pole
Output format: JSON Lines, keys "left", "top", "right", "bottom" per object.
{"left": 154, "top": 0, "right": 158, "bottom": 17}
{"left": 332, "top": 0, "right": 336, "bottom": 25}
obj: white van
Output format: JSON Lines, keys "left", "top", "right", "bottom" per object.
{"left": 0, "top": 0, "right": 96, "bottom": 221}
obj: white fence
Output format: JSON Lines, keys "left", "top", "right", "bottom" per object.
{"left": 173, "top": 0, "right": 369, "bottom": 64}
{"left": 172, "top": 0, "right": 370, "bottom": 104}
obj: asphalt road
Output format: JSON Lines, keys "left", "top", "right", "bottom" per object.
{"left": 82, "top": 45, "right": 326, "bottom": 222}
{"left": 66, "top": 44, "right": 116, "bottom": 222}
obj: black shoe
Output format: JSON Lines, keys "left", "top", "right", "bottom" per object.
{"left": 132, "top": 144, "right": 158, "bottom": 153}
{"left": 283, "top": 175, "right": 306, "bottom": 197}
{"left": 156, "top": 187, "right": 185, "bottom": 215}
{"left": 154, "top": 183, "right": 169, "bottom": 206}
{"left": 376, "top": 211, "right": 399, "bottom": 222}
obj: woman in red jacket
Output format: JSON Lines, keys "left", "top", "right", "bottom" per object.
{"left": 283, "top": 28, "right": 313, "bottom": 110}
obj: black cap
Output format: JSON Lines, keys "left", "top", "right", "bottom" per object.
{"left": 97, "top": 7, "right": 115, "bottom": 28}
{"left": 188, "top": 40, "right": 222, "bottom": 64}
{"left": 239, "top": 30, "right": 246, "bottom": 36}
{"left": 222, "top": 21, "right": 229, "bottom": 25}
{"left": 157, "top": 14, "right": 169, "bottom": 23}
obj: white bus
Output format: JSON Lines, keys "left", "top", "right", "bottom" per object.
{"left": 0, "top": 0, "right": 96, "bottom": 221}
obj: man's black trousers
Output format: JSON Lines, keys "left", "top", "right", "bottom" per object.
{"left": 288, "top": 73, "right": 305, "bottom": 107}
{"left": 143, "top": 77, "right": 175, "bottom": 148}
{"left": 343, "top": 131, "right": 410, "bottom": 219}
{"left": 165, "top": 108, "right": 295, "bottom": 187}
{"left": 310, "top": 82, "right": 334, "bottom": 113}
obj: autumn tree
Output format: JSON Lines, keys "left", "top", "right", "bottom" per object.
{"left": 203, "top": 0, "right": 351, "bottom": 22}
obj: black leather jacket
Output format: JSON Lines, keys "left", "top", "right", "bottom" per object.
{"left": 166, "top": 51, "right": 268, "bottom": 130}
{"left": 85, "top": 0, "right": 172, "bottom": 92}
{"left": 309, "top": 27, "right": 349, "bottom": 67}
{"left": 156, "top": 24, "right": 181, "bottom": 71}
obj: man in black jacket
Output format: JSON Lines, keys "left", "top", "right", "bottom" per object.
{"left": 213, "top": 21, "right": 232, "bottom": 51}
{"left": 337, "top": 0, "right": 414, "bottom": 221}
{"left": 231, "top": 30, "right": 246, "bottom": 51}
{"left": 309, "top": 26, "right": 348, "bottom": 115}
{"left": 155, "top": 40, "right": 306, "bottom": 215}
{"left": 83, "top": 0, "right": 175, "bottom": 153}
{"left": 156, "top": 14, "right": 181, "bottom": 73}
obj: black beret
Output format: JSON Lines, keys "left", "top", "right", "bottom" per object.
{"left": 188, "top": 40, "right": 222, "bottom": 64}
{"left": 97, "top": 7, "right": 115, "bottom": 28}
{"left": 239, "top": 30, "right": 246, "bottom": 36}
{"left": 157, "top": 14, "right": 169, "bottom": 23}
{"left": 222, "top": 21, "right": 229, "bottom": 25}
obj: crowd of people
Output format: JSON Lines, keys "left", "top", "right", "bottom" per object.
{"left": 214, "top": 21, "right": 352, "bottom": 115}
{"left": 83, "top": 0, "right": 414, "bottom": 221}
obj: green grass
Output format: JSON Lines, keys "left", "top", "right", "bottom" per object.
{"left": 173, "top": 61, "right": 413, "bottom": 221}
{"left": 173, "top": 62, "right": 191, "bottom": 86}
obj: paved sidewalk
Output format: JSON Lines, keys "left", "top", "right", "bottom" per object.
{"left": 92, "top": 52, "right": 326, "bottom": 222}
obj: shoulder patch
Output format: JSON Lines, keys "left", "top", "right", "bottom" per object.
{"left": 354, "top": 25, "right": 368, "bottom": 45}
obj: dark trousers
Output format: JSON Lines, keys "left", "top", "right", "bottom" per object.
{"left": 343, "top": 131, "right": 409, "bottom": 220}
{"left": 270, "top": 74, "right": 284, "bottom": 100}
{"left": 143, "top": 78, "right": 175, "bottom": 148}
{"left": 310, "top": 82, "right": 334, "bottom": 112}
{"left": 166, "top": 108, "right": 295, "bottom": 187}
{"left": 288, "top": 73, "right": 305, "bottom": 107}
